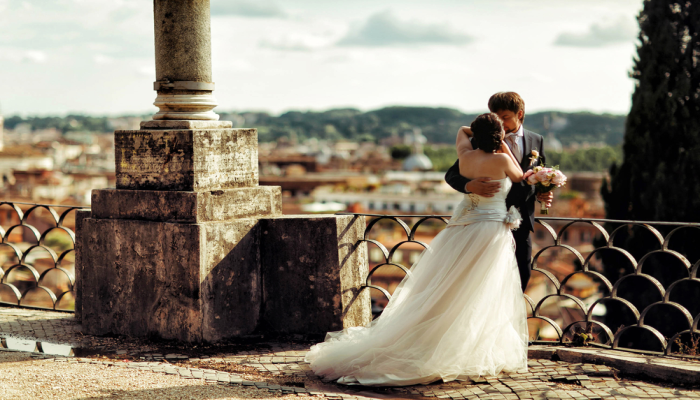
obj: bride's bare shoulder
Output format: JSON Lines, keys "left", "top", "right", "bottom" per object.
{"left": 490, "top": 153, "right": 510, "bottom": 163}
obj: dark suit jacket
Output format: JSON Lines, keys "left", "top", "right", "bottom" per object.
{"left": 444, "top": 129, "right": 545, "bottom": 232}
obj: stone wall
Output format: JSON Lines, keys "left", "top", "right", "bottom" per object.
{"left": 259, "top": 215, "right": 370, "bottom": 336}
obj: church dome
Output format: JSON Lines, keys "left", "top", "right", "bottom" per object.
{"left": 402, "top": 154, "right": 433, "bottom": 171}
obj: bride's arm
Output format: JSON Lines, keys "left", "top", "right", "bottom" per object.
{"left": 499, "top": 141, "right": 524, "bottom": 182}
{"left": 456, "top": 126, "right": 474, "bottom": 157}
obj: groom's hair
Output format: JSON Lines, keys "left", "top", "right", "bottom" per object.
{"left": 488, "top": 92, "right": 525, "bottom": 122}
{"left": 471, "top": 113, "right": 504, "bottom": 153}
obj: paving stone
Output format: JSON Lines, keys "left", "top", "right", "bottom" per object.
{"left": 5, "top": 306, "right": 700, "bottom": 400}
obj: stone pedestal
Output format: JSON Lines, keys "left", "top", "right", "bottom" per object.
{"left": 76, "top": 0, "right": 371, "bottom": 342}
{"left": 78, "top": 123, "right": 370, "bottom": 342}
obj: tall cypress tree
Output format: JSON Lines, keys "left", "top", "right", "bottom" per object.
{"left": 603, "top": 0, "right": 700, "bottom": 223}
{"left": 598, "top": 2, "right": 700, "bottom": 349}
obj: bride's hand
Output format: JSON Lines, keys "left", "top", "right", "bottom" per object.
{"left": 459, "top": 126, "right": 473, "bottom": 137}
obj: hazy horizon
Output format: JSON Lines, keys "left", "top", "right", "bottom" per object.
{"left": 2, "top": 104, "right": 628, "bottom": 119}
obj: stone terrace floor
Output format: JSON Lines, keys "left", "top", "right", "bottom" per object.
{"left": 1, "top": 307, "right": 700, "bottom": 400}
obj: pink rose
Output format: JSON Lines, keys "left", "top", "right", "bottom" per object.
{"left": 527, "top": 174, "right": 539, "bottom": 185}
{"left": 535, "top": 169, "right": 549, "bottom": 183}
{"left": 551, "top": 171, "right": 565, "bottom": 186}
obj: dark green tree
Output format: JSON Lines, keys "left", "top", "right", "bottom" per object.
{"left": 598, "top": 2, "right": 700, "bottom": 343}
{"left": 603, "top": 0, "right": 700, "bottom": 223}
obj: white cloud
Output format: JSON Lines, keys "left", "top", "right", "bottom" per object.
{"left": 211, "top": 0, "right": 285, "bottom": 18}
{"left": 337, "top": 11, "right": 473, "bottom": 47}
{"left": 554, "top": 17, "right": 637, "bottom": 47}
{"left": 0, "top": 48, "right": 48, "bottom": 63}
{"left": 93, "top": 54, "right": 114, "bottom": 65}
{"left": 137, "top": 65, "right": 154, "bottom": 77}
{"left": 21, "top": 50, "right": 47, "bottom": 63}
{"left": 259, "top": 34, "right": 332, "bottom": 52}
{"left": 221, "top": 59, "right": 254, "bottom": 72}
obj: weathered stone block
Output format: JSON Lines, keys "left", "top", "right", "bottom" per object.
{"left": 91, "top": 186, "right": 282, "bottom": 223}
{"left": 77, "top": 214, "right": 370, "bottom": 342}
{"left": 115, "top": 128, "right": 258, "bottom": 191}
{"left": 200, "top": 222, "right": 261, "bottom": 342}
{"left": 259, "top": 214, "right": 371, "bottom": 335}
{"left": 73, "top": 209, "right": 91, "bottom": 323}
{"left": 79, "top": 217, "right": 261, "bottom": 342}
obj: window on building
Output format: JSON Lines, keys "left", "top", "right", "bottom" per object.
{"left": 368, "top": 202, "right": 375, "bottom": 210}
{"left": 393, "top": 203, "right": 401, "bottom": 210}
{"left": 409, "top": 203, "right": 415, "bottom": 212}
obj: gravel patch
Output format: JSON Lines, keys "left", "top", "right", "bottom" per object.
{"left": 0, "top": 351, "right": 319, "bottom": 400}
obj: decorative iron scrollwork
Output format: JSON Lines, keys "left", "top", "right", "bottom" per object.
{"left": 0, "top": 202, "right": 88, "bottom": 312}
{"left": 339, "top": 212, "right": 700, "bottom": 360}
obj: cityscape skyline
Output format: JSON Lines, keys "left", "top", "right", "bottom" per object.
{"left": 1, "top": 0, "right": 643, "bottom": 116}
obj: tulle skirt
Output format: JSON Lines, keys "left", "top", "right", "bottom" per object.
{"left": 305, "top": 221, "right": 528, "bottom": 386}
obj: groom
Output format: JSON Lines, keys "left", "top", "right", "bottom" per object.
{"left": 445, "top": 92, "right": 552, "bottom": 292}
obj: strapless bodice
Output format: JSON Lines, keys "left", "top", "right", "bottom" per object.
{"left": 447, "top": 177, "right": 521, "bottom": 230}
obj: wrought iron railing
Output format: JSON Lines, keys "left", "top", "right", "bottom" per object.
{"left": 0, "top": 202, "right": 88, "bottom": 312}
{"left": 339, "top": 212, "right": 700, "bottom": 359}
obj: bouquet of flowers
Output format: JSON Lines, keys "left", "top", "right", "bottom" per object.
{"left": 523, "top": 163, "right": 567, "bottom": 215}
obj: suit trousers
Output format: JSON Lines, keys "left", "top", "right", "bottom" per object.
{"left": 512, "top": 226, "right": 532, "bottom": 292}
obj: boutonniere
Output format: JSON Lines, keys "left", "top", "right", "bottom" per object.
{"left": 529, "top": 150, "right": 540, "bottom": 166}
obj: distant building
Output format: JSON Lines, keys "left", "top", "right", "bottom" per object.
{"left": 0, "top": 145, "right": 54, "bottom": 171}
{"left": 402, "top": 128, "right": 433, "bottom": 171}
{"left": 313, "top": 171, "right": 462, "bottom": 214}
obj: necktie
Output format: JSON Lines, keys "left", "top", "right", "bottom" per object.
{"left": 505, "top": 133, "right": 522, "bottom": 162}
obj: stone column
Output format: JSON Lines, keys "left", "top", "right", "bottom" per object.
{"left": 76, "top": 0, "right": 370, "bottom": 342}
{"left": 152, "top": 0, "right": 218, "bottom": 121}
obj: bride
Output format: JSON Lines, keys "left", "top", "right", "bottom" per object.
{"left": 305, "top": 113, "right": 529, "bottom": 386}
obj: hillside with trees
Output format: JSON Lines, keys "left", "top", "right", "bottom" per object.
{"left": 223, "top": 107, "right": 625, "bottom": 147}
{"left": 5, "top": 107, "right": 625, "bottom": 148}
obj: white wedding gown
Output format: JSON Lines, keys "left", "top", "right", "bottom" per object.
{"left": 305, "top": 177, "right": 528, "bottom": 386}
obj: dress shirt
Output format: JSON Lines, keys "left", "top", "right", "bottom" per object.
{"left": 505, "top": 125, "right": 524, "bottom": 161}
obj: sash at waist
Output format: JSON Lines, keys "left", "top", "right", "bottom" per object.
{"left": 447, "top": 206, "right": 522, "bottom": 231}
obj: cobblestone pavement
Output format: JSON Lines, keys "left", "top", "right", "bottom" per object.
{"left": 1, "top": 307, "right": 700, "bottom": 400}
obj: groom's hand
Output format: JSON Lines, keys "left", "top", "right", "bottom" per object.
{"left": 465, "top": 177, "right": 501, "bottom": 197}
{"left": 536, "top": 191, "right": 553, "bottom": 207}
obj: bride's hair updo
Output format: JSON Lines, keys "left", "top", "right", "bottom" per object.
{"left": 471, "top": 113, "right": 504, "bottom": 153}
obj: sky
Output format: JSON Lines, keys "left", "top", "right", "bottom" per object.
{"left": 0, "top": 0, "right": 644, "bottom": 117}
